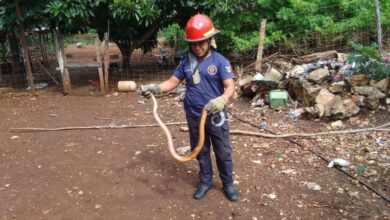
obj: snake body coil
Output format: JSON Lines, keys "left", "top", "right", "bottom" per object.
{"left": 151, "top": 94, "right": 207, "bottom": 162}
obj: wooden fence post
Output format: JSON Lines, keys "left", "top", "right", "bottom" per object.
{"left": 53, "top": 30, "right": 71, "bottom": 94}
{"left": 255, "top": 19, "right": 267, "bottom": 73}
{"left": 104, "top": 32, "right": 109, "bottom": 94}
{"left": 95, "top": 37, "right": 105, "bottom": 94}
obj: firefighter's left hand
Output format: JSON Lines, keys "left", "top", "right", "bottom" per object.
{"left": 205, "top": 95, "right": 228, "bottom": 114}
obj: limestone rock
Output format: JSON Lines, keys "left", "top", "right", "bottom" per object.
{"left": 365, "top": 97, "right": 380, "bottom": 110}
{"left": 287, "top": 65, "right": 305, "bottom": 78}
{"left": 348, "top": 74, "right": 370, "bottom": 87}
{"left": 351, "top": 95, "right": 366, "bottom": 106}
{"left": 331, "top": 97, "right": 360, "bottom": 119}
{"left": 329, "top": 83, "right": 344, "bottom": 94}
{"left": 374, "top": 77, "right": 389, "bottom": 93}
{"left": 336, "top": 53, "right": 347, "bottom": 63}
{"left": 307, "top": 68, "right": 330, "bottom": 84}
{"left": 315, "top": 88, "right": 336, "bottom": 117}
{"left": 353, "top": 86, "right": 386, "bottom": 99}
{"left": 302, "top": 82, "right": 322, "bottom": 106}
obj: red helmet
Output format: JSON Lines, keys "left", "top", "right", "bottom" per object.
{"left": 185, "top": 14, "right": 220, "bottom": 42}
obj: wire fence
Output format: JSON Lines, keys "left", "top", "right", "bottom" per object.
{"left": 0, "top": 9, "right": 389, "bottom": 91}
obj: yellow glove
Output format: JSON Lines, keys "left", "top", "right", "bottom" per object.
{"left": 139, "top": 84, "right": 161, "bottom": 98}
{"left": 206, "top": 96, "right": 228, "bottom": 114}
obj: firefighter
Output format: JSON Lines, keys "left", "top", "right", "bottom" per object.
{"left": 142, "top": 14, "right": 239, "bottom": 201}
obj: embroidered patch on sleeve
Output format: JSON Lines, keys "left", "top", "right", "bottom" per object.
{"left": 224, "top": 66, "right": 232, "bottom": 73}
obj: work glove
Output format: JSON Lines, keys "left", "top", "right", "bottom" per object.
{"left": 139, "top": 84, "right": 161, "bottom": 98}
{"left": 205, "top": 95, "right": 228, "bottom": 114}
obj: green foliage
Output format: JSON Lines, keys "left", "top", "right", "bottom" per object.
{"left": 349, "top": 41, "right": 381, "bottom": 61}
{"left": 348, "top": 42, "right": 390, "bottom": 81}
{"left": 158, "top": 24, "right": 186, "bottom": 49}
{"left": 1, "top": 0, "right": 389, "bottom": 67}
{"left": 199, "top": 0, "right": 390, "bottom": 55}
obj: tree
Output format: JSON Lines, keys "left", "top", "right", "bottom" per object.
{"left": 45, "top": 0, "right": 210, "bottom": 67}
{"left": 201, "top": 0, "right": 390, "bottom": 55}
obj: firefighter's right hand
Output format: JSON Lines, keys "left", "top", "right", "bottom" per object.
{"left": 139, "top": 84, "right": 162, "bottom": 98}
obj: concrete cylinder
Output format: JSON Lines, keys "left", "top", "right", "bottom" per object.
{"left": 117, "top": 81, "right": 137, "bottom": 92}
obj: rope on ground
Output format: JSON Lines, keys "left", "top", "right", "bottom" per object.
{"left": 230, "top": 122, "right": 390, "bottom": 138}
{"left": 9, "top": 122, "right": 188, "bottom": 132}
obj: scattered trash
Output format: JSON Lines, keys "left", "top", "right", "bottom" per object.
{"left": 138, "top": 98, "right": 146, "bottom": 104}
{"left": 280, "top": 169, "right": 297, "bottom": 175}
{"left": 10, "top": 135, "right": 19, "bottom": 139}
{"left": 76, "top": 42, "right": 84, "bottom": 48}
{"left": 357, "top": 166, "right": 366, "bottom": 173}
{"left": 327, "top": 159, "right": 351, "bottom": 168}
{"left": 176, "top": 146, "right": 191, "bottom": 155}
{"left": 347, "top": 191, "right": 359, "bottom": 199}
{"left": 375, "top": 138, "right": 387, "bottom": 147}
{"left": 288, "top": 108, "right": 304, "bottom": 121}
{"left": 259, "top": 109, "right": 265, "bottom": 116}
{"left": 27, "top": 82, "right": 48, "bottom": 90}
{"left": 251, "top": 98, "right": 265, "bottom": 107}
{"left": 330, "top": 120, "right": 343, "bottom": 129}
{"left": 252, "top": 73, "right": 265, "bottom": 81}
{"left": 269, "top": 90, "right": 288, "bottom": 108}
{"left": 306, "top": 182, "right": 321, "bottom": 191}
{"left": 259, "top": 122, "right": 267, "bottom": 129}
{"left": 252, "top": 160, "right": 262, "bottom": 164}
{"left": 263, "top": 192, "right": 277, "bottom": 200}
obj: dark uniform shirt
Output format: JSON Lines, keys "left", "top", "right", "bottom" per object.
{"left": 173, "top": 50, "right": 234, "bottom": 116}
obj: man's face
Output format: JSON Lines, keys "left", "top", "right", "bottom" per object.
{"left": 190, "top": 39, "right": 210, "bottom": 59}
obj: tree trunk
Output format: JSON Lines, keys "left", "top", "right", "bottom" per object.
{"left": 116, "top": 41, "right": 135, "bottom": 68}
{"left": 8, "top": 31, "right": 20, "bottom": 86}
{"left": 373, "top": 0, "right": 383, "bottom": 56}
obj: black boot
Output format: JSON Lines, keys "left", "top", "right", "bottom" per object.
{"left": 193, "top": 185, "right": 212, "bottom": 200}
{"left": 223, "top": 185, "right": 239, "bottom": 201}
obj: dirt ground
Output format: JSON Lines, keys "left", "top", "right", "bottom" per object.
{"left": 0, "top": 86, "right": 389, "bottom": 220}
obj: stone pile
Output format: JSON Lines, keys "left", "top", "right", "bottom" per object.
{"left": 236, "top": 51, "right": 389, "bottom": 119}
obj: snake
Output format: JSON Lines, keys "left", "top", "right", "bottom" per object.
{"left": 151, "top": 94, "right": 207, "bottom": 162}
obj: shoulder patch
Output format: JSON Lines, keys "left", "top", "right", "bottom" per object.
{"left": 224, "top": 66, "right": 232, "bottom": 73}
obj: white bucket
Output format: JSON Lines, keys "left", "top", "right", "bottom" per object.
{"left": 117, "top": 81, "right": 137, "bottom": 92}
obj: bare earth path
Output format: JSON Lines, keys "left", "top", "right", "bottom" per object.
{"left": 0, "top": 88, "right": 389, "bottom": 219}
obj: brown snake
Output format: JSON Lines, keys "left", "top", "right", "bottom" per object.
{"left": 151, "top": 94, "right": 207, "bottom": 162}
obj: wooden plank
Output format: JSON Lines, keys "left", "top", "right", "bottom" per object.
{"left": 54, "top": 30, "right": 71, "bottom": 94}
{"left": 37, "top": 61, "right": 59, "bottom": 85}
{"left": 95, "top": 37, "right": 105, "bottom": 94}
{"left": 63, "top": 33, "right": 98, "bottom": 38}
{"left": 104, "top": 32, "right": 109, "bottom": 94}
{"left": 292, "top": 50, "right": 338, "bottom": 65}
{"left": 64, "top": 63, "right": 100, "bottom": 68}
{"left": 15, "top": 0, "right": 35, "bottom": 95}
{"left": 255, "top": 19, "right": 267, "bottom": 73}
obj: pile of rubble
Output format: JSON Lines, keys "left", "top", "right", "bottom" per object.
{"left": 236, "top": 50, "right": 390, "bottom": 119}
